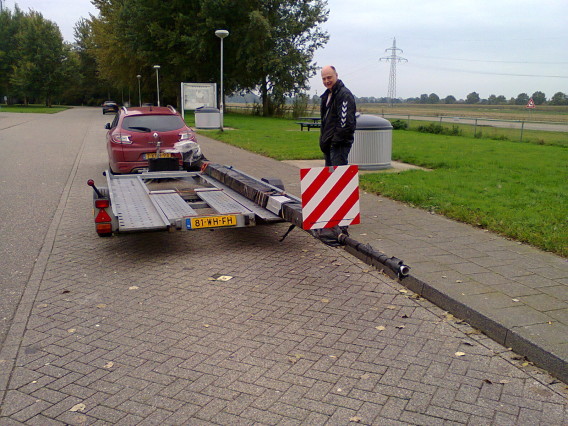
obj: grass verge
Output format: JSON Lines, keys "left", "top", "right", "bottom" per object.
{"left": 188, "top": 112, "right": 567, "bottom": 257}
{"left": 0, "top": 104, "right": 69, "bottom": 113}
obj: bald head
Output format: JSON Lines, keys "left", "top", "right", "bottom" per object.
{"left": 321, "top": 65, "right": 338, "bottom": 90}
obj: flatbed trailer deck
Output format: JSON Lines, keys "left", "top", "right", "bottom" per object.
{"left": 89, "top": 164, "right": 299, "bottom": 237}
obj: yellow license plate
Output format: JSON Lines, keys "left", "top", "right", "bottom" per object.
{"left": 146, "top": 152, "right": 173, "bottom": 159}
{"left": 187, "top": 215, "right": 237, "bottom": 229}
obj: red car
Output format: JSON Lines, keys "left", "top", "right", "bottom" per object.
{"left": 105, "top": 106, "right": 199, "bottom": 174}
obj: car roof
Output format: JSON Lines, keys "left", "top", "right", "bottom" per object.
{"left": 119, "top": 106, "right": 179, "bottom": 117}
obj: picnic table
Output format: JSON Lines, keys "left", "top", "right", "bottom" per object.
{"left": 296, "top": 117, "right": 321, "bottom": 131}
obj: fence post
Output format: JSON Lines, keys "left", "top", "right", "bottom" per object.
{"left": 520, "top": 121, "right": 524, "bottom": 142}
{"left": 407, "top": 115, "right": 411, "bottom": 129}
{"left": 473, "top": 119, "right": 478, "bottom": 137}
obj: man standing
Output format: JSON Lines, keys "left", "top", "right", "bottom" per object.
{"left": 319, "top": 65, "right": 357, "bottom": 166}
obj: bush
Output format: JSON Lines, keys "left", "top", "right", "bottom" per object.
{"left": 390, "top": 119, "right": 408, "bottom": 130}
{"left": 417, "top": 123, "right": 462, "bottom": 136}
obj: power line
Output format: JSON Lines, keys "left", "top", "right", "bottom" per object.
{"left": 412, "top": 54, "right": 568, "bottom": 65}
{"left": 379, "top": 38, "right": 407, "bottom": 106}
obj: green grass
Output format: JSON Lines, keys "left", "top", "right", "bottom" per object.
{"left": 190, "top": 112, "right": 567, "bottom": 257}
{"left": 188, "top": 113, "right": 323, "bottom": 160}
{"left": 363, "top": 132, "right": 568, "bottom": 256}
{"left": 0, "top": 104, "right": 69, "bottom": 113}
{"left": 405, "top": 120, "right": 568, "bottom": 147}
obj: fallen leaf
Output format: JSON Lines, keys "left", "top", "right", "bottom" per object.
{"left": 69, "top": 403, "right": 86, "bottom": 412}
{"left": 521, "top": 361, "right": 530, "bottom": 367}
{"left": 337, "top": 388, "right": 342, "bottom": 392}
{"left": 401, "top": 314, "right": 409, "bottom": 319}
{"left": 96, "top": 304, "right": 107, "bottom": 309}
{"left": 350, "top": 416, "right": 362, "bottom": 423}
{"left": 360, "top": 373, "right": 371, "bottom": 379}
{"left": 128, "top": 286, "right": 139, "bottom": 290}
{"left": 462, "top": 341, "right": 474, "bottom": 346}
{"left": 203, "top": 324, "right": 210, "bottom": 328}
{"left": 217, "top": 275, "right": 233, "bottom": 281}
{"left": 37, "top": 304, "right": 48, "bottom": 308}
{"left": 455, "top": 352, "right": 466, "bottom": 357}
{"left": 399, "top": 289, "right": 408, "bottom": 294}
{"left": 548, "top": 321, "right": 553, "bottom": 325}
{"left": 386, "top": 305, "right": 397, "bottom": 310}
{"left": 375, "top": 326, "right": 386, "bottom": 331}
{"left": 288, "top": 354, "right": 304, "bottom": 364}
{"left": 395, "top": 325, "right": 405, "bottom": 329}
{"left": 483, "top": 379, "right": 493, "bottom": 384}
{"left": 329, "top": 355, "right": 337, "bottom": 358}
{"left": 444, "top": 313, "right": 455, "bottom": 321}
{"left": 499, "top": 380, "right": 510, "bottom": 384}
{"left": 104, "top": 361, "right": 114, "bottom": 369}
{"left": 67, "top": 328, "right": 76, "bottom": 333}
{"left": 321, "top": 298, "right": 330, "bottom": 303}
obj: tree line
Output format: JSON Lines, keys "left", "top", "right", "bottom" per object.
{"left": 1, "top": 3, "right": 567, "bottom": 112}
{"left": 350, "top": 91, "right": 568, "bottom": 106}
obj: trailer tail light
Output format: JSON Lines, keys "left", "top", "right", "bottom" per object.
{"left": 96, "top": 223, "right": 113, "bottom": 234}
{"left": 95, "top": 199, "right": 110, "bottom": 208}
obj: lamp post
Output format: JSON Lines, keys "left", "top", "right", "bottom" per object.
{"left": 215, "top": 29, "right": 229, "bottom": 130}
{"left": 153, "top": 65, "right": 161, "bottom": 106}
{"left": 136, "top": 75, "right": 141, "bottom": 107}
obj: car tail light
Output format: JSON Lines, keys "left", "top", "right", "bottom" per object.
{"left": 112, "top": 133, "right": 132, "bottom": 144}
{"left": 179, "top": 131, "right": 196, "bottom": 142}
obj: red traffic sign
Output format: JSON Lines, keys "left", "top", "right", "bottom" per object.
{"left": 526, "top": 98, "right": 535, "bottom": 109}
{"left": 300, "top": 165, "right": 360, "bottom": 230}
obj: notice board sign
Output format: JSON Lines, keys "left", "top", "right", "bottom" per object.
{"left": 181, "top": 82, "right": 217, "bottom": 111}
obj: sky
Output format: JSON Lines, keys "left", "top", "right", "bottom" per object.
{"left": 7, "top": 0, "right": 568, "bottom": 101}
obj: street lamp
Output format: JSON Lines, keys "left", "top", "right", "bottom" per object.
{"left": 215, "top": 29, "right": 229, "bottom": 130}
{"left": 136, "top": 75, "right": 141, "bottom": 107}
{"left": 153, "top": 65, "right": 161, "bottom": 106}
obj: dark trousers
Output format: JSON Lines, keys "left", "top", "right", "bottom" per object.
{"left": 323, "top": 144, "right": 351, "bottom": 167}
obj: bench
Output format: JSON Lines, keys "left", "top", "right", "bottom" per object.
{"left": 296, "top": 122, "right": 321, "bottom": 131}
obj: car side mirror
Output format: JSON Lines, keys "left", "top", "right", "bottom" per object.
{"left": 105, "top": 123, "right": 111, "bottom": 129}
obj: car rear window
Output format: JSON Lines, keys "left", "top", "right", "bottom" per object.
{"left": 122, "top": 115, "right": 186, "bottom": 132}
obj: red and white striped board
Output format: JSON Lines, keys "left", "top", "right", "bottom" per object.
{"left": 300, "top": 165, "right": 361, "bottom": 230}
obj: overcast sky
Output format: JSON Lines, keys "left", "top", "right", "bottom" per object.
{"left": 8, "top": 0, "right": 568, "bottom": 101}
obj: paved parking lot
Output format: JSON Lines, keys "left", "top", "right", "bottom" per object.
{"left": 0, "top": 108, "right": 567, "bottom": 424}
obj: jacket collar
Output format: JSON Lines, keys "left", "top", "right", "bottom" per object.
{"left": 320, "top": 79, "right": 345, "bottom": 99}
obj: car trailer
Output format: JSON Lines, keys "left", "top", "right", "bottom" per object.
{"left": 88, "top": 163, "right": 410, "bottom": 278}
{"left": 87, "top": 163, "right": 299, "bottom": 237}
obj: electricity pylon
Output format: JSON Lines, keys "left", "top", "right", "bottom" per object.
{"left": 380, "top": 38, "right": 407, "bottom": 106}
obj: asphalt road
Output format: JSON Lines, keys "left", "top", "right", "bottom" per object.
{"left": 0, "top": 108, "right": 103, "bottom": 346}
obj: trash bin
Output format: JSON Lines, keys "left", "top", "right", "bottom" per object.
{"left": 194, "top": 106, "right": 220, "bottom": 129}
{"left": 348, "top": 114, "right": 393, "bottom": 170}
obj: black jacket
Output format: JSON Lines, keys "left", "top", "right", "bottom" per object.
{"left": 319, "top": 79, "right": 356, "bottom": 150}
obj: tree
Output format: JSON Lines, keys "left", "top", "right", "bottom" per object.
{"left": 515, "top": 92, "right": 529, "bottom": 105}
{"left": 549, "top": 92, "right": 568, "bottom": 106}
{"left": 0, "top": 6, "right": 24, "bottom": 103}
{"left": 531, "top": 91, "right": 546, "bottom": 105}
{"left": 419, "top": 94, "right": 428, "bottom": 104}
{"left": 90, "top": 0, "right": 329, "bottom": 115}
{"left": 10, "top": 11, "right": 69, "bottom": 106}
{"left": 465, "top": 92, "right": 480, "bottom": 104}
{"left": 428, "top": 93, "right": 439, "bottom": 104}
{"left": 443, "top": 95, "right": 456, "bottom": 104}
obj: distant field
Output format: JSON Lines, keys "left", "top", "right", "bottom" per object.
{"left": 229, "top": 102, "right": 568, "bottom": 123}
{"left": 357, "top": 103, "right": 568, "bottom": 123}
